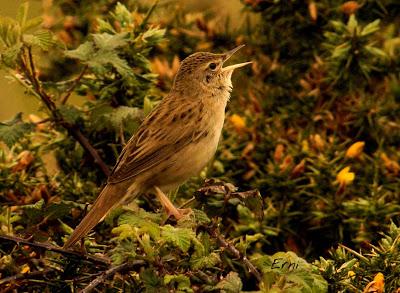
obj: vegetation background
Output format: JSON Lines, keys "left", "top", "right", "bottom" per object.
{"left": 0, "top": 0, "right": 399, "bottom": 292}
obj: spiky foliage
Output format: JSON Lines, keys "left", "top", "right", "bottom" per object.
{"left": 0, "top": 0, "right": 400, "bottom": 292}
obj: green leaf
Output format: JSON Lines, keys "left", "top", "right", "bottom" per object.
{"left": 140, "top": 268, "right": 166, "bottom": 292}
{"left": 1, "top": 42, "right": 22, "bottom": 67}
{"left": 92, "top": 32, "right": 128, "bottom": 51}
{"left": 21, "top": 199, "right": 44, "bottom": 222}
{"left": 110, "top": 2, "right": 133, "bottom": 27}
{"left": 216, "top": 272, "right": 242, "bottom": 293}
{"left": 21, "top": 16, "right": 42, "bottom": 33}
{"left": 143, "top": 96, "right": 155, "bottom": 116}
{"left": 0, "top": 17, "right": 20, "bottom": 47}
{"left": 0, "top": 113, "right": 35, "bottom": 147}
{"left": 331, "top": 42, "right": 350, "bottom": 59}
{"left": 23, "top": 30, "right": 56, "bottom": 50}
{"left": 190, "top": 252, "right": 220, "bottom": 270}
{"left": 252, "top": 252, "right": 328, "bottom": 292}
{"left": 107, "top": 106, "right": 142, "bottom": 133}
{"left": 361, "top": 19, "right": 380, "bottom": 36}
{"left": 364, "top": 46, "right": 388, "bottom": 60}
{"left": 58, "top": 104, "right": 82, "bottom": 125}
{"left": 347, "top": 15, "right": 358, "bottom": 34}
{"left": 87, "top": 103, "right": 113, "bottom": 131}
{"left": 142, "top": 27, "right": 165, "bottom": 45}
{"left": 110, "top": 240, "right": 137, "bottom": 265}
{"left": 92, "top": 50, "right": 132, "bottom": 77}
{"left": 22, "top": 199, "right": 86, "bottom": 224}
{"left": 16, "top": 2, "right": 29, "bottom": 29}
{"left": 337, "top": 258, "right": 357, "bottom": 272}
{"left": 164, "top": 274, "right": 193, "bottom": 292}
{"left": 192, "top": 209, "right": 211, "bottom": 225}
{"left": 161, "top": 225, "right": 195, "bottom": 253}
{"left": 65, "top": 41, "right": 94, "bottom": 61}
{"left": 330, "top": 20, "right": 346, "bottom": 32}
{"left": 97, "top": 19, "right": 116, "bottom": 34}
{"left": 118, "top": 210, "right": 161, "bottom": 239}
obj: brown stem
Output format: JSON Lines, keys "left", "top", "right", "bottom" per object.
{"left": 67, "top": 127, "right": 111, "bottom": 177}
{"left": 20, "top": 48, "right": 110, "bottom": 177}
{"left": 0, "top": 234, "right": 110, "bottom": 265}
{"left": 60, "top": 64, "right": 89, "bottom": 104}
{"left": 80, "top": 261, "right": 144, "bottom": 293}
{"left": 0, "top": 268, "right": 54, "bottom": 286}
{"left": 25, "top": 47, "right": 56, "bottom": 111}
{"left": 206, "top": 225, "right": 262, "bottom": 282}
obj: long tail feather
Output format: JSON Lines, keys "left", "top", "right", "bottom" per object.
{"left": 63, "top": 184, "right": 124, "bottom": 249}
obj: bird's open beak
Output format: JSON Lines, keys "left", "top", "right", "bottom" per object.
{"left": 222, "top": 45, "right": 252, "bottom": 72}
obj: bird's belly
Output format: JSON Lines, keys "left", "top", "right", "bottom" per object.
{"left": 149, "top": 121, "right": 223, "bottom": 193}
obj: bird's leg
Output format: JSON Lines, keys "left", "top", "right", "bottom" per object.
{"left": 154, "top": 186, "right": 192, "bottom": 220}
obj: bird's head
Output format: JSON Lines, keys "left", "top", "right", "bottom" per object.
{"left": 173, "top": 45, "right": 251, "bottom": 94}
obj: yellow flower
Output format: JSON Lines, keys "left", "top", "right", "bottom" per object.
{"left": 336, "top": 166, "right": 355, "bottom": 187}
{"left": 363, "top": 272, "right": 384, "bottom": 293}
{"left": 347, "top": 270, "right": 356, "bottom": 280}
{"left": 345, "top": 141, "right": 365, "bottom": 159}
{"left": 229, "top": 114, "right": 246, "bottom": 133}
{"left": 20, "top": 264, "right": 30, "bottom": 274}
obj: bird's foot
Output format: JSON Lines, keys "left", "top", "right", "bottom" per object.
{"left": 154, "top": 186, "right": 193, "bottom": 220}
{"left": 169, "top": 207, "right": 193, "bottom": 220}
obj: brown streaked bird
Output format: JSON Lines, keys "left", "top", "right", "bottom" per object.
{"left": 63, "top": 45, "right": 251, "bottom": 249}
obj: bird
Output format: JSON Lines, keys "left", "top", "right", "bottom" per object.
{"left": 63, "top": 45, "right": 251, "bottom": 249}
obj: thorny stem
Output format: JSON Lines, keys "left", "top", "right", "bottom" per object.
{"left": 19, "top": 47, "right": 110, "bottom": 177}
{"left": 0, "top": 234, "right": 110, "bottom": 266}
{"left": 80, "top": 261, "right": 144, "bottom": 293}
{"left": 206, "top": 225, "right": 263, "bottom": 282}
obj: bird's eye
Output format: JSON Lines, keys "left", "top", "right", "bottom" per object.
{"left": 209, "top": 62, "right": 217, "bottom": 70}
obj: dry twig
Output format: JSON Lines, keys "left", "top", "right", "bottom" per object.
{"left": 206, "top": 225, "right": 262, "bottom": 282}
{"left": 80, "top": 261, "right": 144, "bottom": 293}
{"left": 19, "top": 48, "right": 110, "bottom": 176}
{"left": 0, "top": 234, "right": 110, "bottom": 265}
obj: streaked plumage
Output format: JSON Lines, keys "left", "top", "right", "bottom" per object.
{"left": 63, "top": 46, "right": 250, "bottom": 249}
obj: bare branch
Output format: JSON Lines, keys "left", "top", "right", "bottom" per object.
{"left": 17, "top": 48, "right": 110, "bottom": 177}
{"left": 0, "top": 234, "right": 110, "bottom": 266}
{"left": 0, "top": 268, "right": 54, "bottom": 286}
{"left": 206, "top": 225, "right": 262, "bottom": 282}
{"left": 80, "top": 261, "right": 144, "bottom": 293}
{"left": 66, "top": 127, "right": 111, "bottom": 177}
{"left": 60, "top": 65, "right": 89, "bottom": 105}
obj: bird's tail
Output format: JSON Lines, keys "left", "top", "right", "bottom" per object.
{"left": 63, "top": 183, "right": 127, "bottom": 249}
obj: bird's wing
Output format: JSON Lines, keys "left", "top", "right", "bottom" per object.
{"left": 108, "top": 95, "right": 205, "bottom": 184}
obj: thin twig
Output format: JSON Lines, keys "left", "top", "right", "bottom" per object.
{"left": 66, "top": 127, "right": 111, "bottom": 177}
{"left": 179, "top": 196, "right": 196, "bottom": 209}
{"left": 80, "top": 261, "right": 144, "bottom": 293}
{"left": 60, "top": 64, "right": 88, "bottom": 104}
{"left": 27, "top": 47, "right": 41, "bottom": 96}
{"left": 25, "top": 47, "right": 56, "bottom": 111}
{"left": 0, "top": 234, "right": 110, "bottom": 265}
{"left": 339, "top": 244, "right": 370, "bottom": 262}
{"left": 206, "top": 225, "right": 262, "bottom": 282}
{"left": 18, "top": 49, "right": 110, "bottom": 177}
{"left": 0, "top": 268, "right": 53, "bottom": 285}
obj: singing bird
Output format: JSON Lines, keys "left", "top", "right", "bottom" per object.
{"left": 64, "top": 45, "right": 251, "bottom": 249}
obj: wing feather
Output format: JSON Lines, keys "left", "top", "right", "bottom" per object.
{"left": 108, "top": 96, "right": 199, "bottom": 184}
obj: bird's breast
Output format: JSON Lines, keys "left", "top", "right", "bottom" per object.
{"left": 150, "top": 96, "right": 227, "bottom": 193}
